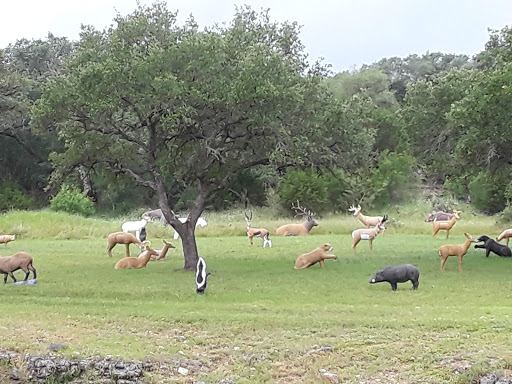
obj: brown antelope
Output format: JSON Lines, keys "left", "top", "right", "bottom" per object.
{"left": 106, "top": 232, "right": 147, "bottom": 258}
{"left": 276, "top": 201, "right": 318, "bottom": 236}
{"left": 497, "top": 228, "right": 512, "bottom": 246}
{"left": 438, "top": 232, "right": 477, "bottom": 271}
{"left": 138, "top": 239, "right": 176, "bottom": 261}
{"left": 244, "top": 211, "right": 272, "bottom": 248}
{"left": 351, "top": 215, "right": 387, "bottom": 252}
{"left": 349, "top": 205, "right": 386, "bottom": 234}
{"left": 115, "top": 245, "right": 159, "bottom": 270}
{"left": 432, "top": 210, "right": 461, "bottom": 239}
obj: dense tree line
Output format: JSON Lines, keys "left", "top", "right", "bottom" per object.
{"left": 1, "top": 3, "right": 512, "bottom": 224}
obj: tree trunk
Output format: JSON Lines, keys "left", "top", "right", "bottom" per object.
{"left": 177, "top": 222, "right": 199, "bottom": 271}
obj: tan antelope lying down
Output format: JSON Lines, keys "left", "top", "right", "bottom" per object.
{"left": 432, "top": 210, "right": 461, "bottom": 239}
{"left": 276, "top": 201, "right": 318, "bottom": 236}
{"left": 244, "top": 211, "right": 272, "bottom": 248}
{"left": 351, "top": 215, "right": 387, "bottom": 252}
{"left": 349, "top": 205, "right": 386, "bottom": 235}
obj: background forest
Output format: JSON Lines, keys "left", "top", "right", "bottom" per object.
{"left": 1, "top": 3, "right": 512, "bottom": 219}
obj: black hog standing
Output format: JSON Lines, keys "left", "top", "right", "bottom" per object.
{"left": 369, "top": 264, "right": 420, "bottom": 291}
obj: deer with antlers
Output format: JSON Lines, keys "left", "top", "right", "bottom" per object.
{"left": 351, "top": 215, "right": 387, "bottom": 252}
{"left": 276, "top": 201, "right": 318, "bottom": 236}
{"left": 244, "top": 210, "right": 272, "bottom": 248}
{"left": 349, "top": 205, "right": 386, "bottom": 234}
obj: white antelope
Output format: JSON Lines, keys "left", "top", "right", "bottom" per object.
{"left": 497, "top": 228, "right": 512, "bottom": 246}
{"left": 244, "top": 211, "right": 272, "bottom": 248}
{"left": 349, "top": 205, "right": 386, "bottom": 234}
{"left": 351, "top": 215, "right": 387, "bottom": 252}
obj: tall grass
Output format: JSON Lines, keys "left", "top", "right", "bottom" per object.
{"left": 0, "top": 206, "right": 510, "bottom": 383}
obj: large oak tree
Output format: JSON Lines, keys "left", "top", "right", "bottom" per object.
{"left": 32, "top": 2, "right": 374, "bottom": 269}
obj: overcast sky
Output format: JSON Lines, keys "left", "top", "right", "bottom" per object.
{"left": 2, "top": 0, "right": 511, "bottom": 72}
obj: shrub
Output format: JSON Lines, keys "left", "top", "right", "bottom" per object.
{"left": 50, "top": 185, "right": 95, "bottom": 216}
{"left": 0, "top": 181, "right": 34, "bottom": 212}
{"left": 468, "top": 171, "right": 505, "bottom": 214}
{"left": 277, "top": 170, "right": 328, "bottom": 213}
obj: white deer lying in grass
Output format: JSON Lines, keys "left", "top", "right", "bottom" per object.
{"left": 141, "top": 209, "right": 207, "bottom": 240}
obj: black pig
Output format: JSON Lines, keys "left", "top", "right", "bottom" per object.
{"left": 369, "top": 264, "right": 420, "bottom": 291}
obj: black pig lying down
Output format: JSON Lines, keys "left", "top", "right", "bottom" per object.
{"left": 474, "top": 235, "right": 512, "bottom": 258}
{"left": 369, "top": 264, "right": 420, "bottom": 291}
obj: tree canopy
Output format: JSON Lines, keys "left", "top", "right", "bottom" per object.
{"left": 32, "top": 2, "right": 374, "bottom": 269}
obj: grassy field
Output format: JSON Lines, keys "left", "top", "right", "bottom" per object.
{"left": 1, "top": 207, "right": 512, "bottom": 383}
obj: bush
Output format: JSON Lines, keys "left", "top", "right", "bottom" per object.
{"left": 0, "top": 181, "right": 34, "bottom": 212}
{"left": 50, "top": 185, "right": 95, "bottom": 216}
{"left": 277, "top": 170, "right": 328, "bottom": 214}
{"left": 468, "top": 171, "right": 505, "bottom": 214}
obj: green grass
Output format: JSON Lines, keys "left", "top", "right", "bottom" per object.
{"left": 0, "top": 208, "right": 511, "bottom": 383}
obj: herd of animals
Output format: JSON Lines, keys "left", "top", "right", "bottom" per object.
{"left": 1, "top": 203, "right": 512, "bottom": 293}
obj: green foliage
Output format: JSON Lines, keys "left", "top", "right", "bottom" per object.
{"left": 369, "top": 151, "right": 417, "bottom": 208}
{"left": 277, "top": 169, "right": 328, "bottom": 213}
{"left": 0, "top": 180, "right": 34, "bottom": 211}
{"left": 50, "top": 184, "right": 95, "bottom": 216}
{"left": 468, "top": 171, "right": 506, "bottom": 214}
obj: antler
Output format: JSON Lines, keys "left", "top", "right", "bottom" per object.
{"left": 244, "top": 210, "right": 253, "bottom": 221}
{"left": 291, "top": 200, "right": 315, "bottom": 218}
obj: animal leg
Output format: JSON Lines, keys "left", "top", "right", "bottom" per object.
{"left": 30, "top": 265, "right": 37, "bottom": 280}
{"left": 486, "top": 249, "right": 491, "bottom": 258}
{"left": 319, "top": 260, "right": 325, "bottom": 268}
{"left": 369, "top": 239, "right": 373, "bottom": 251}
{"left": 440, "top": 256, "right": 447, "bottom": 270}
{"left": 9, "top": 272, "right": 16, "bottom": 283}
{"left": 507, "top": 238, "right": 510, "bottom": 247}
{"left": 125, "top": 244, "right": 131, "bottom": 258}
{"left": 390, "top": 282, "right": 398, "bottom": 291}
{"left": 458, "top": 255, "right": 463, "bottom": 271}
{"left": 412, "top": 280, "right": 419, "bottom": 290}
{"left": 107, "top": 243, "right": 114, "bottom": 257}
{"left": 446, "top": 229, "right": 450, "bottom": 239}
{"left": 352, "top": 238, "right": 360, "bottom": 252}
{"left": 2, "top": 273, "right": 7, "bottom": 284}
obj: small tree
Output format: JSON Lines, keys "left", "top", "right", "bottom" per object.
{"left": 33, "top": 3, "right": 374, "bottom": 269}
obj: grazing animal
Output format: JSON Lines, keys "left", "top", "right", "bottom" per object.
{"left": 139, "top": 227, "right": 147, "bottom": 242}
{"left": 141, "top": 209, "right": 208, "bottom": 239}
{"left": 173, "top": 217, "right": 208, "bottom": 240}
{"left": 0, "top": 251, "right": 37, "bottom": 284}
{"left": 496, "top": 228, "right": 512, "bottom": 246}
{"left": 106, "top": 232, "right": 147, "bottom": 258}
{"left": 425, "top": 211, "right": 455, "bottom": 222}
{"left": 438, "top": 232, "right": 477, "bottom": 271}
{"left": 276, "top": 201, "right": 318, "bottom": 236}
{"left": 121, "top": 218, "right": 147, "bottom": 241}
{"left": 244, "top": 211, "right": 272, "bottom": 248}
{"left": 432, "top": 210, "right": 461, "bottom": 238}
{"left": 115, "top": 245, "right": 158, "bottom": 269}
{"left": 349, "top": 205, "right": 386, "bottom": 234}
{"left": 474, "top": 235, "right": 512, "bottom": 258}
{"left": 138, "top": 240, "right": 175, "bottom": 261}
{"left": 294, "top": 243, "right": 336, "bottom": 269}
{"left": 196, "top": 256, "right": 210, "bottom": 294}
{"left": 351, "top": 215, "right": 387, "bottom": 252}
{"left": 369, "top": 264, "right": 420, "bottom": 291}
{"left": 0, "top": 235, "right": 16, "bottom": 247}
